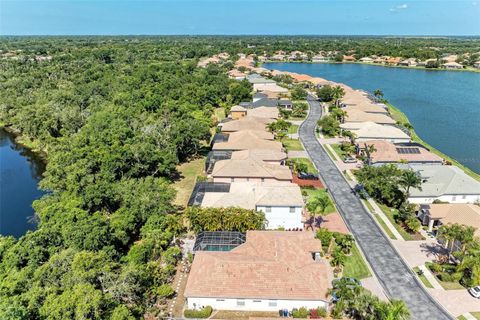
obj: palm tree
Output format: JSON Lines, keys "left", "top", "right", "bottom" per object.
{"left": 306, "top": 194, "right": 332, "bottom": 220}
{"left": 373, "top": 89, "right": 384, "bottom": 99}
{"left": 377, "top": 299, "right": 410, "bottom": 320}
{"left": 332, "top": 85, "right": 346, "bottom": 107}
{"left": 399, "top": 170, "right": 422, "bottom": 198}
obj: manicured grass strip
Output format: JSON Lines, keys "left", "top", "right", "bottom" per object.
{"left": 377, "top": 203, "right": 415, "bottom": 241}
{"left": 288, "top": 124, "right": 299, "bottom": 134}
{"left": 301, "top": 188, "right": 336, "bottom": 214}
{"left": 457, "top": 316, "right": 467, "bottom": 320}
{"left": 330, "top": 143, "right": 346, "bottom": 159}
{"left": 291, "top": 157, "right": 318, "bottom": 174}
{"left": 362, "top": 199, "right": 375, "bottom": 213}
{"left": 373, "top": 214, "right": 397, "bottom": 240}
{"left": 324, "top": 145, "right": 337, "bottom": 160}
{"left": 343, "top": 243, "right": 372, "bottom": 280}
{"left": 413, "top": 267, "right": 434, "bottom": 288}
{"left": 283, "top": 138, "right": 304, "bottom": 151}
{"left": 470, "top": 312, "right": 480, "bottom": 320}
{"left": 173, "top": 157, "right": 206, "bottom": 206}
{"left": 387, "top": 103, "right": 480, "bottom": 182}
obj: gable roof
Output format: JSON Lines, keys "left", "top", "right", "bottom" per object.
{"left": 247, "top": 106, "right": 279, "bottom": 119}
{"left": 340, "top": 122, "right": 410, "bottom": 140}
{"left": 231, "top": 149, "right": 287, "bottom": 162}
{"left": 221, "top": 116, "right": 272, "bottom": 132}
{"left": 409, "top": 165, "right": 480, "bottom": 197}
{"left": 344, "top": 109, "right": 396, "bottom": 125}
{"left": 423, "top": 204, "right": 480, "bottom": 235}
{"left": 185, "top": 231, "right": 329, "bottom": 301}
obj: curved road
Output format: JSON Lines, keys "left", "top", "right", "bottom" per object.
{"left": 300, "top": 96, "right": 452, "bottom": 320}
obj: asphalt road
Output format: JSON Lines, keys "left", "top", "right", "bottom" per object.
{"left": 300, "top": 96, "right": 453, "bottom": 320}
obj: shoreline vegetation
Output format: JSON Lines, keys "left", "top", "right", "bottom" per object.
{"left": 262, "top": 60, "right": 480, "bottom": 73}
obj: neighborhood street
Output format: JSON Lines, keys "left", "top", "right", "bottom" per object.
{"left": 299, "top": 96, "right": 453, "bottom": 320}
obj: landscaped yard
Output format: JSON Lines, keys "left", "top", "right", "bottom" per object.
{"left": 330, "top": 143, "right": 347, "bottom": 159}
{"left": 301, "top": 188, "right": 336, "bottom": 214}
{"left": 288, "top": 124, "right": 299, "bottom": 134}
{"left": 413, "top": 267, "right": 434, "bottom": 288}
{"left": 211, "top": 310, "right": 279, "bottom": 319}
{"left": 343, "top": 243, "right": 372, "bottom": 280}
{"left": 290, "top": 157, "right": 318, "bottom": 174}
{"left": 283, "top": 138, "right": 304, "bottom": 151}
{"left": 173, "top": 157, "right": 206, "bottom": 206}
{"left": 425, "top": 262, "right": 466, "bottom": 290}
{"left": 377, "top": 202, "right": 424, "bottom": 241}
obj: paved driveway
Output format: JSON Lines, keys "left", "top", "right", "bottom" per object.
{"left": 300, "top": 96, "right": 453, "bottom": 320}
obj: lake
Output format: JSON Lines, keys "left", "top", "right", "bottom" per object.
{"left": 0, "top": 128, "right": 45, "bottom": 238}
{"left": 264, "top": 62, "right": 480, "bottom": 174}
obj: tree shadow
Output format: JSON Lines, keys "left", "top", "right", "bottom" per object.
{"left": 419, "top": 242, "right": 448, "bottom": 260}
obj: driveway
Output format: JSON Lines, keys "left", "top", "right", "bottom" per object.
{"left": 299, "top": 96, "right": 453, "bottom": 320}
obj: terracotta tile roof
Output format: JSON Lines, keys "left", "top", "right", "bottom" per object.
{"left": 231, "top": 149, "right": 287, "bottom": 162}
{"left": 221, "top": 116, "right": 273, "bottom": 132}
{"left": 342, "top": 104, "right": 388, "bottom": 114}
{"left": 185, "top": 231, "right": 330, "bottom": 301}
{"left": 424, "top": 204, "right": 480, "bottom": 235}
{"left": 340, "top": 122, "right": 410, "bottom": 141}
{"left": 344, "top": 109, "right": 396, "bottom": 125}
{"left": 212, "top": 158, "right": 292, "bottom": 181}
{"left": 212, "top": 131, "right": 282, "bottom": 152}
{"left": 362, "top": 140, "right": 443, "bottom": 164}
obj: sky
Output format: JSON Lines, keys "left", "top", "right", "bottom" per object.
{"left": 1, "top": 0, "right": 479, "bottom": 36}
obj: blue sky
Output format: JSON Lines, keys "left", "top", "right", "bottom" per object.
{"left": 1, "top": 0, "right": 479, "bottom": 35}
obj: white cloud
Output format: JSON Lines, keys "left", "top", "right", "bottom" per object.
{"left": 390, "top": 3, "right": 408, "bottom": 12}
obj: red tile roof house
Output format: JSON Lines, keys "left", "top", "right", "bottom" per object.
{"left": 184, "top": 231, "right": 331, "bottom": 312}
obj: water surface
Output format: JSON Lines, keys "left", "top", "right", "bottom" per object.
{"left": 0, "top": 128, "right": 45, "bottom": 237}
{"left": 265, "top": 63, "right": 480, "bottom": 174}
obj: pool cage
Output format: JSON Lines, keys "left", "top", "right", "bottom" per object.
{"left": 193, "top": 231, "right": 246, "bottom": 253}
{"left": 187, "top": 182, "right": 231, "bottom": 206}
{"left": 205, "top": 150, "right": 232, "bottom": 173}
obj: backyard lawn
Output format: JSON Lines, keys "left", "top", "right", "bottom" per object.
{"left": 283, "top": 138, "right": 304, "bottom": 151}
{"left": 173, "top": 157, "right": 206, "bottom": 207}
{"left": 290, "top": 157, "right": 318, "bottom": 174}
{"left": 343, "top": 244, "right": 372, "bottom": 280}
{"left": 301, "top": 188, "right": 336, "bottom": 214}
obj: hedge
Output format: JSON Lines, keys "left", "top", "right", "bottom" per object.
{"left": 184, "top": 306, "right": 213, "bottom": 318}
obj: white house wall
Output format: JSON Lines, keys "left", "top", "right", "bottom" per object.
{"left": 256, "top": 206, "right": 303, "bottom": 229}
{"left": 409, "top": 194, "right": 480, "bottom": 204}
{"left": 186, "top": 297, "right": 328, "bottom": 312}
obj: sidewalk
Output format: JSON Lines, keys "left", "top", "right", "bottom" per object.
{"left": 419, "top": 264, "right": 443, "bottom": 290}
{"left": 367, "top": 198, "right": 404, "bottom": 241}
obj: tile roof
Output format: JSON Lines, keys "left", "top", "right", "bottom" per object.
{"left": 408, "top": 165, "right": 480, "bottom": 197}
{"left": 340, "top": 122, "right": 410, "bottom": 140}
{"left": 185, "top": 231, "right": 330, "bottom": 300}
{"left": 423, "top": 204, "right": 480, "bottom": 234}
{"left": 362, "top": 140, "right": 443, "bottom": 164}
{"left": 344, "top": 109, "right": 396, "bottom": 125}
{"left": 212, "top": 158, "right": 292, "bottom": 181}
{"left": 221, "top": 116, "right": 273, "bottom": 132}
{"left": 231, "top": 149, "right": 287, "bottom": 162}
{"left": 247, "top": 106, "right": 279, "bottom": 119}
{"left": 212, "top": 131, "right": 282, "bottom": 152}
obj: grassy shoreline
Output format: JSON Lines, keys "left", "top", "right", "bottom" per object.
{"left": 386, "top": 103, "right": 480, "bottom": 182}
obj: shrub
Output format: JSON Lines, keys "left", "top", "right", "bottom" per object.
{"left": 316, "top": 307, "right": 327, "bottom": 317}
{"left": 428, "top": 262, "right": 443, "bottom": 273}
{"left": 184, "top": 306, "right": 213, "bottom": 318}
{"left": 292, "top": 307, "right": 309, "bottom": 318}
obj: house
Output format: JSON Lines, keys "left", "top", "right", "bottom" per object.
{"left": 212, "top": 131, "right": 282, "bottom": 152}
{"left": 340, "top": 122, "right": 411, "bottom": 143}
{"left": 278, "top": 99, "right": 293, "bottom": 110}
{"left": 229, "top": 105, "right": 247, "bottom": 120}
{"left": 418, "top": 204, "right": 480, "bottom": 236}
{"left": 473, "top": 61, "right": 480, "bottom": 69}
{"left": 220, "top": 116, "right": 272, "bottom": 133}
{"left": 359, "top": 140, "right": 443, "bottom": 165}
{"left": 312, "top": 54, "right": 330, "bottom": 63}
{"left": 255, "top": 83, "right": 289, "bottom": 93}
{"left": 184, "top": 231, "right": 330, "bottom": 311}
{"left": 344, "top": 109, "right": 396, "bottom": 125}
{"left": 406, "top": 165, "right": 480, "bottom": 204}
{"left": 231, "top": 149, "right": 287, "bottom": 165}
{"left": 398, "top": 58, "right": 418, "bottom": 67}
{"left": 247, "top": 106, "right": 279, "bottom": 119}
{"left": 386, "top": 57, "right": 401, "bottom": 65}
{"left": 190, "top": 182, "right": 305, "bottom": 229}
{"left": 343, "top": 55, "right": 356, "bottom": 62}
{"left": 241, "top": 96, "right": 292, "bottom": 110}
{"left": 442, "top": 62, "right": 463, "bottom": 69}
{"left": 342, "top": 104, "right": 389, "bottom": 115}
{"left": 288, "top": 51, "right": 308, "bottom": 61}
{"left": 359, "top": 57, "right": 374, "bottom": 63}
{"left": 211, "top": 158, "right": 292, "bottom": 184}
{"left": 228, "top": 69, "right": 247, "bottom": 80}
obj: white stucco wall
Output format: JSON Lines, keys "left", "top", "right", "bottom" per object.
{"left": 256, "top": 206, "right": 303, "bottom": 229}
{"left": 409, "top": 194, "right": 480, "bottom": 204}
{"left": 186, "top": 297, "right": 328, "bottom": 312}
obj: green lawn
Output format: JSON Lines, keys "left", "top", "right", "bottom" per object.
{"left": 387, "top": 103, "right": 480, "bottom": 182}
{"left": 330, "top": 143, "right": 347, "bottom": 159}
{"left": 373, "top": 214, "right": 397, "bottom": 240}
{"left": 288, "top": 124, "right": 299, "bottom": 134}
{"left": 283, "top": 138, "right": 304, "bottom": 151}
{"left": 471, "top": 313, "right": 480, "bottom": 319}
{"left": 324, "top": 145, "right": 337, "bottom": 160}
{"left": 343, "top": 244, "right": 372, "bottom": 280}
{"left": 173, "top": 157, "right": 206, "bottom": 207}
{"left": 301, "top": 188, "right": 336, "bottom": 214}
{"left": 413, "top": 267, "right": 434, "bottom": 288}
{"left": 361, "top": 199, "right": 375, "bottom": 213}
{"left": 457, "top": 315, "right": 467, "bottom": 320}
{"left": 377, "top": 203, "right": 419, "bottom": 241}
{"left": 290, "top": 157, "right": 318, "bottom": 174}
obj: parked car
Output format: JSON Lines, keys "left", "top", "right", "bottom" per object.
{"left": 469, "top": 286, "right": 480, "bottom": 298}
{"left": 343, "top": 156, "right": 357, "bottom": 163}
{"left": 298, "top": 172, "right": 319, "bottom": 180}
